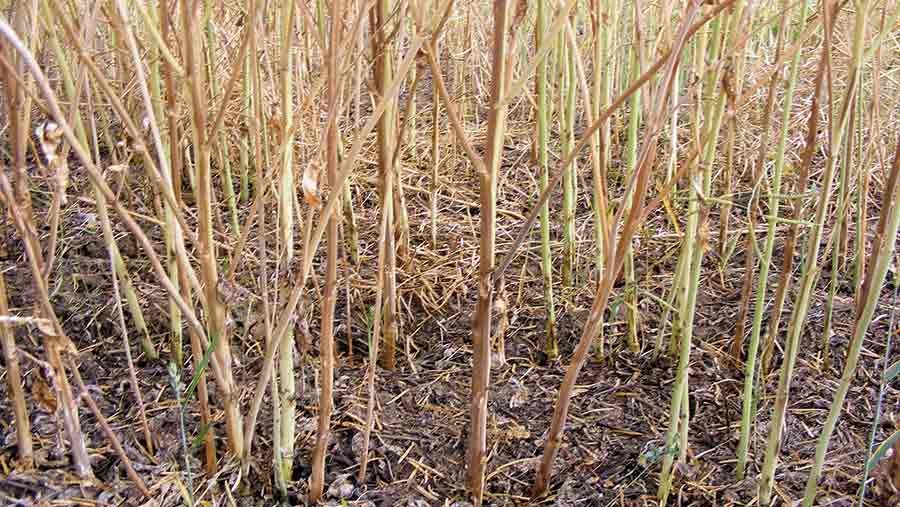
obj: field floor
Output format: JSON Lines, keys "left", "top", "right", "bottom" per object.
{"left": 2, "top": 95, "right": 900, "bottom": 507}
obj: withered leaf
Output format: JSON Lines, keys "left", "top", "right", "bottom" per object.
{"left": 32, "top": 375, "right": 58, "bottom": 413}
{"left": 302, "top": 162, "right": 321, "bottom": 208}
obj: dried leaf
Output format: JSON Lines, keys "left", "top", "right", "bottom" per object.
{"left": 217, "top": 277, "right": 249, "bottom": 306}
{"left": 35, "top": 121, "right": 63, "bottom": 166}
{"left": 268, "top": 117, "right": 283, "bottom": 138}
{"left": 504, "top": 421, "right": 530, "bottom": 440}
{"left": 509, "top": 382, "right": 529, "bottom": 409}
{"left": 35, "top": 121, "right": 70, "bottom": 204}
{"left": 32, "top": 376, "right": 58, "bottom": 412}
{"left": 55, "top": 160, "right": 70, "bottom": 205}
{"left": 35, "top": 317, "right": 56, "bottom": 337}
{"left": 302, "top": 162, "right": 321, "bottom": 208}
{"left": 34, "top": 318, "right": 78, "bottom": 353}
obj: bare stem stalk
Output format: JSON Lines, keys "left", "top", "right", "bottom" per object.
{"left": 0, "top": 273, "right": 32, "bottom": 468}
